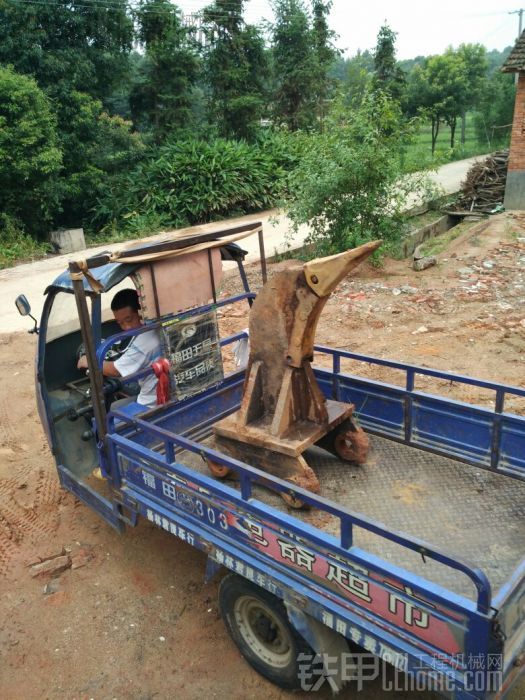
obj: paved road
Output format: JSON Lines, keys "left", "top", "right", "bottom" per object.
{"left": 429, "top": 154, "right": 487, "bottom": 194}
{"left": 0, "top": 155, "right": 488, "bottom": 333}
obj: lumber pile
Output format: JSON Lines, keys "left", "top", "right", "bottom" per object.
{"left": 454, "top": 150, "right": 508, "bottom": 212}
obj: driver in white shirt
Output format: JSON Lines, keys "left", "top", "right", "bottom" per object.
{"left": 77, "top": 288, "right": 162, "bottom": 408}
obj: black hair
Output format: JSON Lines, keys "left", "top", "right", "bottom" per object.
{"left": 111, "top": 288, "right": 140, "bottom": 312}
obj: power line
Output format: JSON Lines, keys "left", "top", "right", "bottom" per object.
{"left": 2, "top": 0, "right": 271, "bottom": 23}
{"left": 479, "top": 15, "right": 515, "bottom": 43}
{"left": 2, "top": 0, "right": 271, "bottom": 13}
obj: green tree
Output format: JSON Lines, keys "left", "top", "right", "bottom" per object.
{"left": 372, "top": 24, "right": 406, "bottom": 102}
{"left": 486, "top": 46, "right": 512, "bottom": 74}
{"left": 341, "top": 51, "right": 373, "bottom": 106}
{"left": 406, "top": 63, "right": 442, "bottom": 153}
{"left": 0, "top": 0, "right": 140, "bottom": 229}
{"left": 398, "top": 55, "right": 426, "bottom": 73}
{"left": 0, "top": 0, "right": 133, "bottom": 104}
{"left": 0, "top": 66, "right": 62, "bottom": 237}
{"left": 58, "top": 91, "right": 145, "bottom": 226}
{"left": 271, "top": 0, "right": 316, "bottom": 131}
{"left": 455, "top": 43, "right": 487, "bottom": 144}
{"left": 434, "top": 51, "right": 466, "bottom": 149}
{"left": 132, "top": 0, "right": 201, "bottom": 140}
{"left": 203, "top": 0, "right": 268, "bottom": 140}
{"left": 311, "top": 0, "right": 338, "bottom": 125}
{"left": 407, "top": 45, "right": 487, "bottom": 153}
{"left": 475, "top": 71, "right": 515, "bottom": 147}
{"left": 284, "top": 92, "right": 432, "bottom": 255}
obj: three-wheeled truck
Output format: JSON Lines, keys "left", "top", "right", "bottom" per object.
{"left": 15, "top": 222, "right": 525, "bottom": 697}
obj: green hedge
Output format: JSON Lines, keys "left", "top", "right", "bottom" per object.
{"left": 93, "top": 132, "right": 298, "bottom": 236}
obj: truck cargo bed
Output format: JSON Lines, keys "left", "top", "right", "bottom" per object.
{"left": 181, "top": 432, "right": 525, "bottom": 602}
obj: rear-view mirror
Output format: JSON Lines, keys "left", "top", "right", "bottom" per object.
{"left": 15, "top": 294, "right": 31, "bottom": 316}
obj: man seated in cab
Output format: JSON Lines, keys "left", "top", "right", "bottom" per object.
{"left": 77, "top": 288, "right": 162, "bottom": 409}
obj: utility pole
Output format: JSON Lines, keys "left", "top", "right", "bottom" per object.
{"left": 509, "top": 9, "right": 524, "bottom": 83}
{"left": 509, "top": 8, "right": 524, "bottom": 38}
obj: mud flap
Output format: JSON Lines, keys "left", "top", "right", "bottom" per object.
{"left": 204, "top": 555, "right": 223, "bottom": 583}
{"left": 57, "top": 464, "right": 125, "bottom": 533}
{"left": 285, "top": 604, "right": 349, "bottom": 693}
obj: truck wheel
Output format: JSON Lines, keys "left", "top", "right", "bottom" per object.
{"left": 218, "top": 574, "right": 317, "bottom": 690}
{"left": 333, "top": 426, "right": 369, "bottom": 464}
{"left": 206, "top": 459, "right": 231, "bottom": 479}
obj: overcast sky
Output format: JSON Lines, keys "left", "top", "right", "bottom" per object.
{"left": 176, "top": 0, "right": 520, "bottom": 59}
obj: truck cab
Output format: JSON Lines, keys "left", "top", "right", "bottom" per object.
{"left": 21, "top": 223, "right": 259, "bottom": 488}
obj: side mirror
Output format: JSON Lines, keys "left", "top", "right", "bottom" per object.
{"left": 15, "top": 294, "right": 31, "bottom": 316}
{"left": 14, "top": 294, "right": 38, "bottom": 334}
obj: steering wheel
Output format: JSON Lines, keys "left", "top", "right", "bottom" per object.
{"left": 76, "top": 336, "right": 132, "bottom": 364}
{"left": 75, "top": 339, "right": 130, "bottom": 412}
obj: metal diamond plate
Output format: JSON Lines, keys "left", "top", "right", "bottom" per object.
{"left": 181, "top": 434, "right": 525, "bottom": 601}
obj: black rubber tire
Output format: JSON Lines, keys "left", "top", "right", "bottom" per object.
{"left": 218, "top": 573, "right": 317, "bottom": 690}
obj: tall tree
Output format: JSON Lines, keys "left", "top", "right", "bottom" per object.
{"left": 203, "top": 0, "right": 268, "bottom": 140}
{"left": 132, "top": 0, "right": 201, "bottom": 140}
{"left": 475, "top": 71, "right": 515, "bottom": 147}
{"left": 372, "top": 24, "right": 406, "bottom": 102}
{"left": 0, "top": 0, "right": 139, "bottom": 227}
{"left": 455, "top": 43, "right": 487, "bottom": 144}
{"left": 311, "top": 0, "right": 338, "bottom": 126}
{"left": 406, "top": 61, "right": 445, "bottom": 154}
{"left": 407, "top": 46, "right": 486, "bottom": 153}
{"left": 0, "top": 0, "right": 133, "bottom": 104}
{"left": 271, "top": 0, "right": 316, "bottom": 131}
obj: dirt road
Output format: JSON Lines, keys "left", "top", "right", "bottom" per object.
{"left": 1, "top": 211, "right": 524, "bottom": 699}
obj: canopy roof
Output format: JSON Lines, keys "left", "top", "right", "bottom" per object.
{"left": 70, "top": 220, "right": 260, "bottom": 266}
{"left": 45, "top": 261, "right": 138, "bottom": 296}
{"left": 48, "top": 222, "right": 259, "bottom": 295}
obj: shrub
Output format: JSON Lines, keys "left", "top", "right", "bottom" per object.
{"left": 93, "top": 134, "right": 295, "bottom": 233}
{"left": 0, "top": 66, "right": 62, "bottom": 238}
{"left": 0, "top": 215, "right": 51, "bottom": 268}
{"left": 283, "top": 92, "right": 438, "bottom": 258}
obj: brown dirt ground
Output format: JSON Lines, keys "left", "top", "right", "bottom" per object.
{"left": 0, "top": 212, "right": 524, "bottom": 700}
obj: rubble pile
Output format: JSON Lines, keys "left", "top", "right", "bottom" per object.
{"left": 455, "top": 150, "right": 508, "bottom": 213}
{"left": 329, "top": 239, "right": 525, "bottom": 330}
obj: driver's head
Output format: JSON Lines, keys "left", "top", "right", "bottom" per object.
{"left": 111, "top": 289, "right": 142, "bottom": 331}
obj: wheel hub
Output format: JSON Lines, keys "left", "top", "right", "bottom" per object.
{"left": 234, "top": 596, "right": 292, "bottom": 668}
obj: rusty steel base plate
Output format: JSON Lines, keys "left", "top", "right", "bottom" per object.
{"left": 213, "top": 400, "right": 353, "bottom": 457}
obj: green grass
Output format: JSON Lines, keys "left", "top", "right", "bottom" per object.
{"left": 418, "top": 220, "right": 479, "bottom": 256}
{"left": 403, "top": 113, "right": 509, "bottom": 172}
{"left": 0, "top": 215, "right": 51, "bottom": 269}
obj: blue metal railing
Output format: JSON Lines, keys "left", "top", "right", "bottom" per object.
{"left": 315, "top": 344, "right": 525, "bottom": 409}
{"left": 95, "top": 293, "right": 254, "bottom": 383}
{"left": 315, "top": 345, "right": 525, "bottom": 474}
{"left": 98, "top": 302, "right": 525, "bottom": 614}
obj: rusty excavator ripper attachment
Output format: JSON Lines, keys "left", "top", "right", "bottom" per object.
{"left": 211, "top": 240, "right": 382, "bottom": 507}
